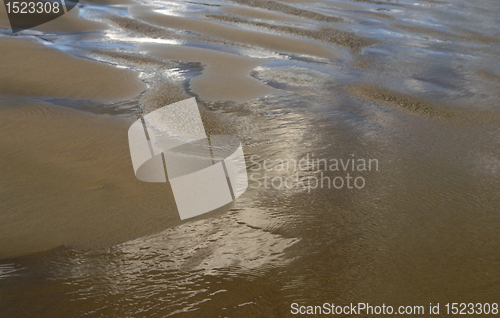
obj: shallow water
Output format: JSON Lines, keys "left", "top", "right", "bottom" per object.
{"left": 1, "top": 0, "right": 499, "bottom": 316}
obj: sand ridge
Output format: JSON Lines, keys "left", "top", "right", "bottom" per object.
{"left": 221, "top": 6, "right": 303, "bottom": 23}
{"left": 207, "top": 14, "right": 376, "bottom": 52}
{"left": 130, "top": 5, "right": 338, "bottom": 59}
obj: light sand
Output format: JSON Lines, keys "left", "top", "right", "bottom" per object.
{"left": 131, "top": 6, "right": 338, "bottom": 59}
{"left": 0, "top": 98, "right": 181, "bottom": 259}
{"left": 0, "top": 4, "right": 106, "bottom": 32}
{"left": 0, "top": 37, "right": 146, "bottom": 101}
{"left": 137, "top": 44, "right": 278, "bottom": 101}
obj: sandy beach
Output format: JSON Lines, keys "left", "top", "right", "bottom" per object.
{"left": 0, "top": 0, "right": 499, "bottom": 316}
{"left": 0, "top": 38, "right": 145, "bottom": 100}
{"left": 0, "top": 97, "right": 182, "bottom": 258}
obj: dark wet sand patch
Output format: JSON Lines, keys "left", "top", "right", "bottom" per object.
{"left": 476, "top": 70, "right": 500, "bottom": 98}
{"left": 357, "top": 10, "right": 396, "bottom": 21}
{"left": 349, "top": 84, "right": 451, "bottom": 118}
{"left": 476, "top": 70, "right": 500, "bottom": 84}
{"left": 91, "top": 49, "right": 173, "bottom": 67}
{"left": 207, "top": 14, "right": 375, "bottom": 52}
{"left": 139, "top": 79, "right": 192, "bottom": 113}
{"left": 138, "top": 78, "right": 236, "bottom": 140}
{"left": 456, "top": 29, "right": 500, "bottom": 45}
{"left": 106, "top": 15, "right": 177, "bottom": 39}
{"left": 392, "top": 24, "right": 500, "bottom": 45}
{"left": 351, "top": 83, "right": 500, "bottom": 130}
{"left": 227, "top": 0, "right": 343, "bottom": 22}
{"left": 350, "top": 55, "right": 387, "bottom": 71}
{"left": 221, "top": 6, "right": 302, "bottom": 23}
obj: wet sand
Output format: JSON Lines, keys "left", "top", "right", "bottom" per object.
{"left": 0, "top": 38, "right": 146, "bottom": 100}
{"left": 221, "top": 6, "right": 302, "bottom": 23}
{"left": 0, "top": 98, "right": 180, "bottom": 258}
{"left": 137, "top": 44, "right": 277, "bottom": 101}
{"left": 130, "top": 5, "right": 339, "bottom": 59}
{"left": 0, "top": 0, "right": 499, "bottom": 316}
